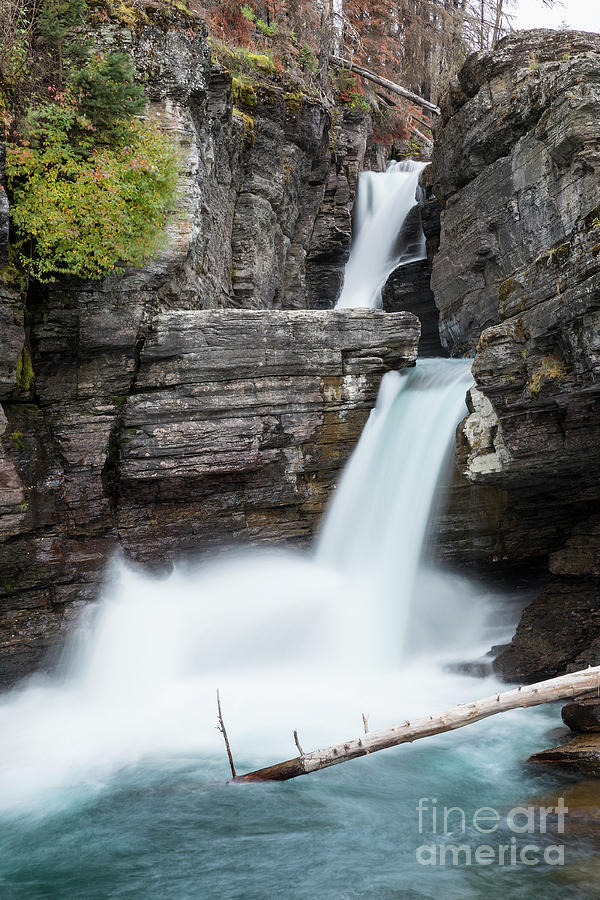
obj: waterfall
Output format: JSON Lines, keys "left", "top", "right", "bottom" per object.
{"left": 317, "top": 359, "right": 475, "bottom": 660}
{"left": 336, "top": 159, "right": 428, "bottom": 309}
{"left": 0, "top": 358, "right": 493, "bottom": 814}
{"left": 0, "top": 159, "right": 491, "bottom": 816}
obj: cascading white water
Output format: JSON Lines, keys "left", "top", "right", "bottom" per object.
{"left": 0, "top": 358, "right": 505, "bottom": 816}
{"left": 317, "top": 359, "right": 477, "bottom": 661}
{"left": 336, "top": 159, "right": 428, "bottom": 309}
{"left": 0, "top": 159, "right": 507, "bottom": 819}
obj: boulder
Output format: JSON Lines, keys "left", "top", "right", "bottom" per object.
{"left": 562, "top": 695, "right": 600, "bottom": 733}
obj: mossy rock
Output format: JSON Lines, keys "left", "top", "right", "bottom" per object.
{"left": 15, "top": 348, "right": 34, "bottom": 393}
{"left": 284, "top": 91, "right": 307, "bottom": 115}
{"left": 527, "top": 355, "right": 567, "bottom": 398}
{"left": 247, "top": 52, "right": 275, "bottom": 74}
{"left": 232, "top": 77, "right": 257, "bottom": 111}
{"left": 233, "top": 106, "right": 255, "bottom": 146}
{"left": 498, "top": 277, "right": 516, "bottom": 307}
{"left": 88, "top": 0, "right": 198, "bottom": 32}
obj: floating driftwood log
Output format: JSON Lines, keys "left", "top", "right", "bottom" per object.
{"left": 330, "top": 55, "right": 441, "bottom": 116}
{"left": 231, "top": 665, "right": 600, "bottom": 783}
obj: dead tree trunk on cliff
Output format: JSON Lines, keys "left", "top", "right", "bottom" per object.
{"left": 233, "top": 665, "right": 600, "bottom": 783}
{"left": 329, "top": 54, "right": 441, "bottom": 115}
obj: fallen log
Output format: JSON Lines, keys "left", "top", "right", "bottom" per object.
{"left": 233, "top": 665, "right": 600, "bottom": 783}
{"left": 412, "top": 127, "right": 433, "bottom": 149}
{"left": 372, "top": 90, "right": 433, "bottom": 146}
{"left": 330, "top": 54, "right": 441, "bottom": 116}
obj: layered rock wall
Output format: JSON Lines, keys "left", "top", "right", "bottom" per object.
{"left": 0, "top": 294, "right": 418, "bottom": 685}
{"left": 0, "top": 14, "right": 407, "bottom": 686}
{"left": 430, "top": 30, "right": 600, "bottom": 678}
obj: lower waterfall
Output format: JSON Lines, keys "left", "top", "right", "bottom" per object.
{"left": 0, "top": 361, "right": 579, "bottom": 898}
{"left": 0, "top": 360, "right": 515, "bottom": 813}
{"left": 317, "top": 358, "right": 476, "bottom": 661}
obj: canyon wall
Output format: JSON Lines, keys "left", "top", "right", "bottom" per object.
{"left": 0, "top": 13, "right": 419, "bottom": 687}
{"left": 431, "top": 30, "right": 600, "bottom": 680}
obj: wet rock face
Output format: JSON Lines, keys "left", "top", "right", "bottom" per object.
{"left": 530, "top": 733, "right": 600, "bottom": 775}
{"left": 494, "top": 579, "right": 600, "bottom": 683}
{"left": 0, "top": 307, "right": 419, "bottom": 686}
{"left": 382, "top": 258, "right": 443, "bottom": 357}
{"left": 430, "top": 30, "right": 600, "bottom": 677}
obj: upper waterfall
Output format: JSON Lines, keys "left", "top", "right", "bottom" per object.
{"left": 336, "top": 159, "right": 428, "bottom": 310}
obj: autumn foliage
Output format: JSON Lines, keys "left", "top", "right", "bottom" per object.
{"left": 199, "top": 0, "right": 513, "bottom": 154}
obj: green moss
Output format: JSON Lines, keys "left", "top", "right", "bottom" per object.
{"left": 232, "top": 77, "right": 257, "bottom": 111}
{"left": 550, "top": 242, "right": 570, "bottom": 261}
{"left": 498, "top": 277, "right": 515, "bottom": 307}
{"left": 15, "top": 348, "right": 34, "bottom": 392}
{"left": 233, "top": 107, "right": 255, "bottom": 146}
{"left": 111, "top": 394, "right": 127, "bottom": 407}
{"left": 527, "top": 356, "right": 567, "bottom": 398}
{"left": 284, "top": 91, "right": 307, "bottom": 114}
{"left": 536, "top": 242, "right": 571, "bottom": 268}
{"left": 8, "top": 430, "right": 25, "bottom": 451}
{"left": 88, "top": 0, "right": 196, "bottom": 31}
{"left": 248, "top": 52, "right": 275, "bottom": 73}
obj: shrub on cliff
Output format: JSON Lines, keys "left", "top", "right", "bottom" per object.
{"left": 7, "top": 117, "right": 178, "bottom": 281}
{"left": 2, "top": 0, "right": 180, "bottom": 283}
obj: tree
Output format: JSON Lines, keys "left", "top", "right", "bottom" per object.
{"left": 68, "top": 53, "right": 145, "bottom": 144}
{"left": 37, "top": 0, "right": 86, "bottom": 88}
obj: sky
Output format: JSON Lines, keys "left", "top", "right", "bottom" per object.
{"left": 513, "top": 0, "right": 599, "bottom": 33}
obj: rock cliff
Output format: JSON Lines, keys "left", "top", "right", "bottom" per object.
{"left": 0, "top": 11, "right": 417, "bottom": 686}
{"left": 430, "top": 30, "right": 600, "bottom": 679}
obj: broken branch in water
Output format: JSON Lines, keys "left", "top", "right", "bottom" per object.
{"left": 216, "top": 689, "right": 236, "bottom": 779}
{"left": 232, "top": 666, "right": 600, "bottom": 783}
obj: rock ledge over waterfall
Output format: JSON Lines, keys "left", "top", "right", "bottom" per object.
{"left": 0, "top": 306, "right": 419, "bottom": 687}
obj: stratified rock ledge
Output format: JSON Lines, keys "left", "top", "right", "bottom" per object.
{"left": 117, "top": 308, "right": 420, "bottom": 559}
{"left": 530, "top": 734, "right": 600, "bottom": 775}
{"left": 0, "top": 307, "right": 419, "bottom": 687}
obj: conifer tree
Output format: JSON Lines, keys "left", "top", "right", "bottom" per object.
{"left": 68, "top": 53, "right": 145, "bottom": 144}
{"left": 37, "top": 0, "right": 86, "bottom": 88}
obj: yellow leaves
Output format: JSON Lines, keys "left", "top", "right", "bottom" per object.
{"left": 8, "top": 120, "right": 179, "bottom": 282}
